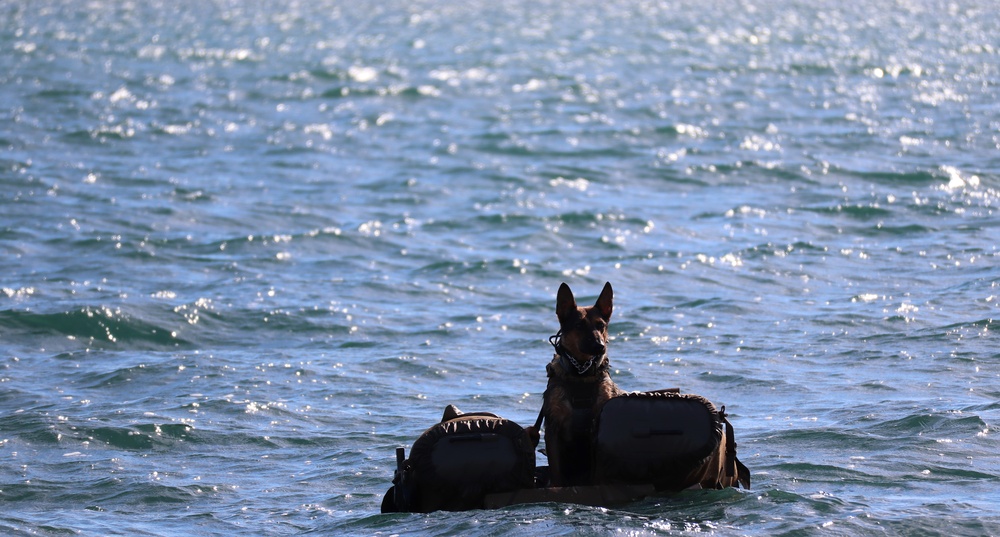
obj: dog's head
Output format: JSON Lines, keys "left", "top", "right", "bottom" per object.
{"left": 555, "top": 282, "right": 613, "bottom": 365}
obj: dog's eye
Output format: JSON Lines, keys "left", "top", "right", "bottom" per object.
{"left": 594, "top": 320, "right": 606, "bottom": 330}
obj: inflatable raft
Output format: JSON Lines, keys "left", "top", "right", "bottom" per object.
{"left": 381, "top": 389, "right": 750, "bottom": 513}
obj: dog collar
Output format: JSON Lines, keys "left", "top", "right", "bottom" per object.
{"left": 549, "top": 331, "right": 601, "bottom": 375}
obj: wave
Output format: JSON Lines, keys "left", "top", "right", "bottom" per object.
{"left": 0, "top": 307, "right": 188, "bottom": 349}
{"left": 82, "top": 424, "right": 195, "bottom": 451}
{"left": 0, "top": 293, "right": 378, "bottom": 351}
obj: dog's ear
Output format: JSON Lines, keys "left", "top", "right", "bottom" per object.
{"left": 594, "top": 281, "right": 613, "bottom": 320}
{"left": 556, "top": 282, "right": 577, "bottom": 321}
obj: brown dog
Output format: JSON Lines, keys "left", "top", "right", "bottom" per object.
{"left": 527, "top": 282, "right": 622, "bottom": 487}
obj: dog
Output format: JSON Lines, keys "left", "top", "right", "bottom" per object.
{"left": 526, "top": 282, "right": 622, "bottom": 487}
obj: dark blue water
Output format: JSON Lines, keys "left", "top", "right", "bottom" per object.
{"left": 2, "top": 0, "right": 999, "bottom": 535}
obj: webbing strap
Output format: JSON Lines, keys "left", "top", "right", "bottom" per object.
{"left": 719, "top": 406, "right": 737, "bottom": 478}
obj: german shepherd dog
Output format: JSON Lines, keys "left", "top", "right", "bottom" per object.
{"left": 527, "top": 282, "right": 622, "bottom": 487}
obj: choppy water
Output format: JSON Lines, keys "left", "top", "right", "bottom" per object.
{"left": 2, "top": 0, "right": 999, "bottom": 535}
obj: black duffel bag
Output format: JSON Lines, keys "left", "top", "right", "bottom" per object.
{"left": 592, "top": 390, "right": 750, "bottom": 491}
{"left": 382, "top": 405, "right": 536, "bottom": 513}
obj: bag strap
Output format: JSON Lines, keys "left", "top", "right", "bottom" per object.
{"left": 718, "top": 406, "right": 751, "bottom": 489}
{"left": 719, "top": 406, "right": 737, "bottom": 479}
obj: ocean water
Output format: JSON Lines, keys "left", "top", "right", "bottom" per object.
{"left": 2, "top": 0, "right": 999, "bottom": 535}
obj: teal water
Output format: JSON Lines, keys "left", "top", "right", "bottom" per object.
{"left": 2, "top": 0, "right": 998, "bottom": 535}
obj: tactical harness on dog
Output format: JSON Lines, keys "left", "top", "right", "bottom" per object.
{"left": 536, "top": 331, "right": 610, "bottom": 485}
{"left": 535, "top": 330, "right": 614, "bottom": 427}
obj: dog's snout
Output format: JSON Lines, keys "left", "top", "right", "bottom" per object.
{"left": 592, "top": 332, "right": 607, "bottom": 354}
